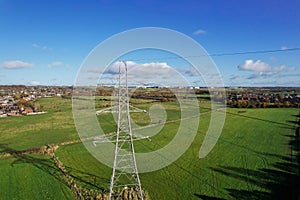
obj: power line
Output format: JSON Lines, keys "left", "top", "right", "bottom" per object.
{"left": 209, "top": 47, "right": 300, "bottom": 57}
{"left": 126, "top": 47, "right": 300, "bottom": 62}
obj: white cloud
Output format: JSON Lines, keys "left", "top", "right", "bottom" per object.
{"left": 32, "top": 43, "right": 52, "bottom": 51}
{"left": 238, "top": 59, "right": 296, "bottom": 79}
{"left": 281, "top": 46, "right": 289, "bottom": 50}
{"left": 89, "top": 61, "right": 175, "bottom": 76}
{"left": 1, "top": 60, "right": 34, "bottom": 69}
{"left": 193, "top": 29, "right": 206, "bottom": 35}
{"left": 89, "top": 61, "right": 188, "bottom": 86}
{"left": 89, "top": 61, "right": 224, "bottom": 87}
{"left": 48, "top": 61, "right": 73, "bottom": 70}
{"left": 48, "top": 61, "right": 63, "bottom": 67}
{"left": 30, "top": 81, "right": 40, "bottom": 86}
{"left": 110, "top": 61, "right": 176, "bottom": 77}
{"left": 32, "top": 43, "right": 39, "bottom": 48}
{"left": 87, "top": 68, "right": 105, "bottom": 73}
{"left": 182, "top": 67, "right": 199, "bottom": 76}
{"left": 238, "top": 60, "right": 273, "bottom": 72}
{"left": 87, "top": 76, "right": 100, "bottom": 80}
{"left": 229, "top": 75, "right": 239, "bottom": 81}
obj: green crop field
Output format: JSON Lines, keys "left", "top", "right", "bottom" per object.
{"left": 0, "top": 97, "right": 299, "bottom": 199}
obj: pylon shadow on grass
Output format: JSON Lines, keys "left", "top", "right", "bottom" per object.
{"left": 194, "top": 193, "right": 226, "bottom": 200}
{"left": 195, "top": 113, "right": 300, "bottom": 200}
{"left": 63, "top": 165, "right": 109, "bottom": 190}
{"left": 286, "top": 120, "right": 299, "bottom": 125}
{"left": 210, "top": 157, "right": 299, "bottom": 199}
{"left": 0, "top": 144, "right": 108, "bottom": 191}
{"left": 0, "top": 143, "right": 67, "bottom": 186}
{"left": 225, "top": 110, "right": 294, "bottom": 128}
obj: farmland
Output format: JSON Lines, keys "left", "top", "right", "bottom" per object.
{"left": 0, "top": 96, "right": 299, "bottom": 199}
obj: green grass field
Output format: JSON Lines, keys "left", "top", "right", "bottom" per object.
{"left": 0, "top": 154, "right": 74, "bottom": 200}
{"left": 0, "top": 97, "right": 299, "bottom": 199}
{"left": 0, "top": 98, "right": 79, "bottom": 151}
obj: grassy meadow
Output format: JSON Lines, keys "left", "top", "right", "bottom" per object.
{"left": 0, "top": 154, "right": 74, "bottom": 200}
{"left": 0, "top": 97, "right": 299, "bottom": 199}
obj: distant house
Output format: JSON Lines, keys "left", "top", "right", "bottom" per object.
{"left": 22, "top": 107, "right": 33, "bottom": 115}
{"left": 8, "top": 110, "right": 19, "bottom": 116}
{"left": 0, "top": 113, "right": 7, "bottom": 117}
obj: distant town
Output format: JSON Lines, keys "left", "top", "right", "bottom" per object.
{"left": 1, "top": 85, "right": 300, "bottom": 117}
{"left": 0, "top": 85, "right": 72, "bottom": 117}
{"left": 226, "top": 88, "right": 300, "bottom": 108}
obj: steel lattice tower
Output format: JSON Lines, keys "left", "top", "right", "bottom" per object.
{"left": 108, "top": 61, "right": 143, "bottom": 200}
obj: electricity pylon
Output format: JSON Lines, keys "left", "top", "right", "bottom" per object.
{"left": 94, "top": 61, "right": 144, "bottom": 200}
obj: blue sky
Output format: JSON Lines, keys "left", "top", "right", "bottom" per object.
{"left": 0, "top": 0, "right": 300, "bottom": 86}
